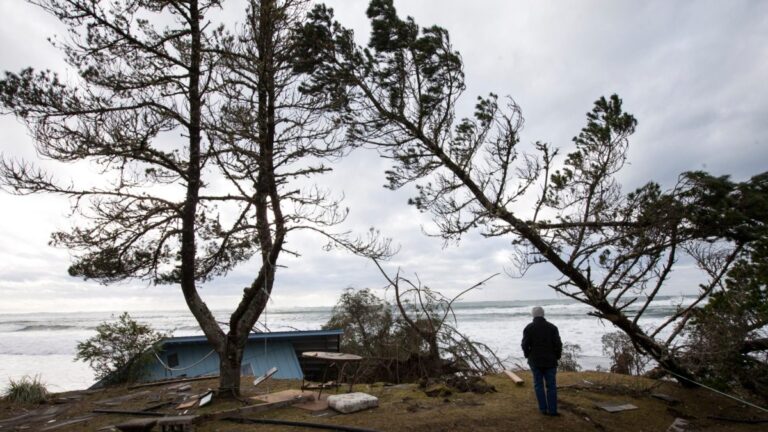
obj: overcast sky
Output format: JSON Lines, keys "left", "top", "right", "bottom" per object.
{"left": 0, "top": 0, "right": 766, "bottom": 314}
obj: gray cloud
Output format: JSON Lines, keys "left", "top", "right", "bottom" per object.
{"left": 1, "top": 0, "right": 765, "bottom": 312}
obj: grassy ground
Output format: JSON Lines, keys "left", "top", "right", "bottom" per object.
{"left": 1, "top": 371, "right": 767, "bottom": 431}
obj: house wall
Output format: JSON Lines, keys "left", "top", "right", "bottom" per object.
{"left": 144, "top": 341, "right": 303, "bottom": 382}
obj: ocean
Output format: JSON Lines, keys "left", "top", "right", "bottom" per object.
{"left": 0, "top": 297, "right": 689, "bottom": 392}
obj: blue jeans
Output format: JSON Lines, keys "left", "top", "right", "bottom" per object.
{"left": 530, "top": 365, "right": 557, "bottom": 415}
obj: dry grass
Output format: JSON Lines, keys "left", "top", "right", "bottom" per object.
{"left": 1, "top": 372, "right": 767, "bottom": 431}
{"left": 2, "top": 375, "right": 48, "bottom": 404}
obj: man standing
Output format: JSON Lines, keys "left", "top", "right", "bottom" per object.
{"left": 522, "top": 306, "right": 562, "bottom": 416}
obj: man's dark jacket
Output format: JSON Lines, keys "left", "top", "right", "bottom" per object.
{"left": 522, "top": 317, "right": 563, "bottom": 369}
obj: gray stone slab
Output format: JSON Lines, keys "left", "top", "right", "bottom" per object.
{"left": 328, "top": 392, "right": 378, "bottom": 414}
{"left": 595, "top": 402, "right": 638, "bottom": 413}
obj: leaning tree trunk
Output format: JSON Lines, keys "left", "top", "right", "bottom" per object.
{"left": 424, "top": 139, "right": 699, "bottom": 386}
{"left": 219, "top": 334, "right": 245, "bottom": 397}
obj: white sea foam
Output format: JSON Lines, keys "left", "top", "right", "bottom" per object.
{"left": 0, "top": 297, "right": 693, "bottom": 391}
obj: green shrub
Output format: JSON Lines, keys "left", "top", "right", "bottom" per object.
{"left": 75, "top": 312, "right": 167, "bottom": 384}
{"left": 3, "top": 375, "right": 48, "bottom": 404}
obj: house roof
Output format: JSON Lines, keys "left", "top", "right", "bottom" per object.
{"left": 160, "top": 329, "right": 343, "bottom": 346}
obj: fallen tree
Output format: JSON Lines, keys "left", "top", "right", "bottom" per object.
{"left": 293, "top": 0, "right": 768, "bottom": 385}
{"left": 324, "top": 267, "right": 502, "bottom": 384}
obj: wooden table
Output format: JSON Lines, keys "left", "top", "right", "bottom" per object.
{"left": 301, "top": 351, "right": 363, "bottom": 397}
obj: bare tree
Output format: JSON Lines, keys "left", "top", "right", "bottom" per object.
{"left": 0, "top": 0, "right": 387, "bottom": 397}
{"left": 372, "top": 260, "right": 501, "bottom": 378}
{"left": 293, "top": 0, "right": 767, "bottom": 384}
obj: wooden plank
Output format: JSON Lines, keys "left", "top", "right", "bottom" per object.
{"left": 253, "top": 366, "right": 278, "bottom": 387}
{"left": 250, "top": 389, "right": 306, "bottom": 404}
{"left": 127, "top": 374, "right": 218, "bottom": 389}
{"left": 176, "top": 398, "right": 199, "bottom": 410}
{"left": 202, "top": 394, "right": 313, "bottom": 421}
{"left": 503, "top": 370, "right": 524, "bottom": 385}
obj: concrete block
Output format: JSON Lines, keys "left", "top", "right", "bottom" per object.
{"left": 328, "top": 392, "right": 379, "bottom": 414}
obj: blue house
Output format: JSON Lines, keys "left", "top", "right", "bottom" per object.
{"left": 92, "top": 329, "right": 343, "bottom": 388}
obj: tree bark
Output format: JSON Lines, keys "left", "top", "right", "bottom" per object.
{"left": 218, "top": 335, "right": 245, "bottom": 397}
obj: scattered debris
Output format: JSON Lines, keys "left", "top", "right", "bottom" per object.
{"left": 595, "top": 402, "right": 639, "bottom": 413}
{"left": 95, "top": 390, "right": 152, "bottom": 406}
{"left": 198, "top": 391, "right": 213, "bottom": 407}
{"left": 328, "top": 392, "right": 379, "bottom": 414}
{"left": 503, "top": 370, "right": 524, "bottom": 385}
{"left": 173, "top": 385, "right": 192, "bottom": 393}
{"left": 652, "top": 393, "right": 681, "bottom": 405}
{"left": 253, "top": 366, "right": 278, "bottom": 387}
{"left": 666, "top": 417, "right": 691, "bottom": 431}
{"left": 203, "top": 393, "right": 312, "bottom": 421}
{"left": 174, "top": 389, "right": 213, "bottom": 410}
{"left": 176, "top": 398, "right": 198, "bottom": 410}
